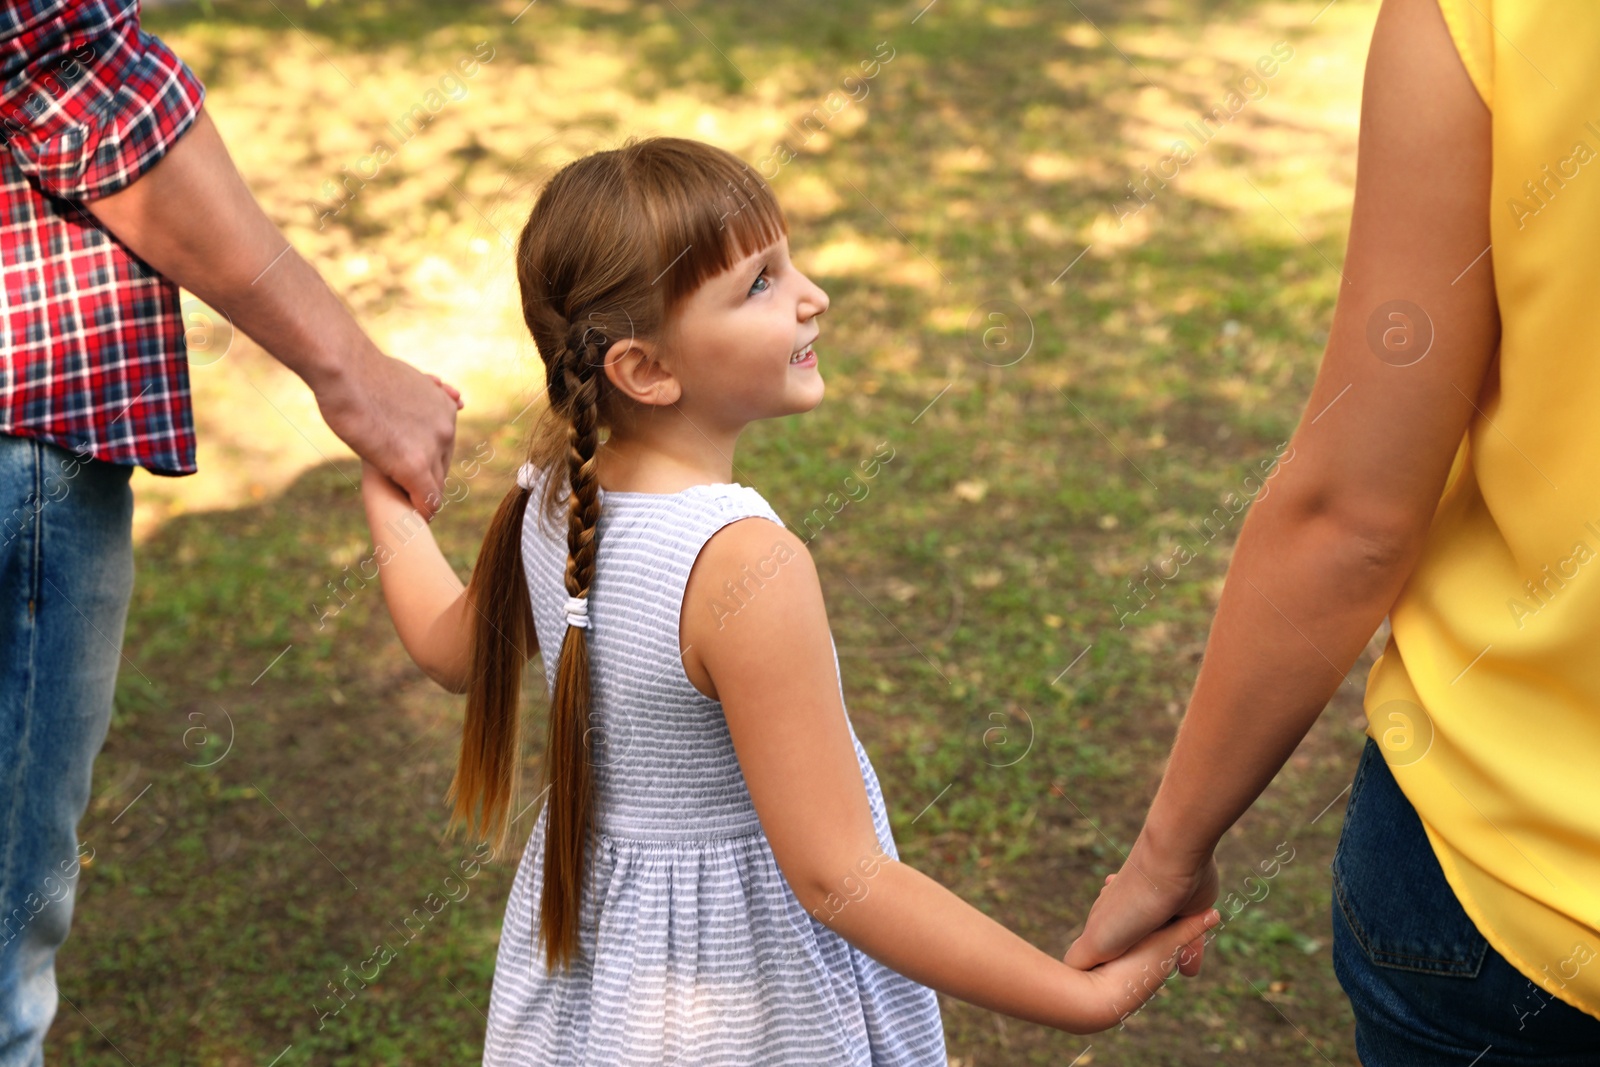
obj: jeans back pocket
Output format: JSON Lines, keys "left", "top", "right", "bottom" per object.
{"left": 1331, "top": 738, "right": 1489, "bottom": 977}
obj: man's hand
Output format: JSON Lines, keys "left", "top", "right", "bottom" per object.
{"left": 317, "top": 355, "right": 462, "bottom": 519}
{"left": 1064, "top": 839, "right": 1219, "bottom": 977}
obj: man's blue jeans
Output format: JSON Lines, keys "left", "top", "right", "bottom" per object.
{"left": 0, "top": 434, "right": 134, "bottom": 1067}
{"left": 1332, "top": 736, "right": 1600, "bottom": 1064}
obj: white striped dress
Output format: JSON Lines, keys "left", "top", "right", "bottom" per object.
{"left": 481, "top": 470, "right": 948, "bottom": 1066}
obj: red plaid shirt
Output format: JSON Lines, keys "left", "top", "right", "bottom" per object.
{"left": 1, "top": 0, "right": 205, "bottom": 475}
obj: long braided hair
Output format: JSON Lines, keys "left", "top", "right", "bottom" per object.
{"left": 450, "top": 137, "right": 788, "bottom": 973}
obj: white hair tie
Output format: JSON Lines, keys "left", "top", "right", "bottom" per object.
{"left": 516, "top": 462, "right": 538, "bottom": 490}
{"left": 564, "top": 595, "right": 591, "bottom": 630}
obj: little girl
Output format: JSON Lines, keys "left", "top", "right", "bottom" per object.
{"left": 359, "top": 136, "right": 1218, "bottom": 1064}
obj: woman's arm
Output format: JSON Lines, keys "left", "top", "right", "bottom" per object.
{"left": 360, "top": 460, "right": 478, "bottom": 693}
{"left": 1066, "top": 0, "right": 1500, "bottom": 969}
{"left": 684, "top": 519, "right": 1220, "bottom": 1034}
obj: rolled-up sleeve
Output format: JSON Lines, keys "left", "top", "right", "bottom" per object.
{"left": 0, "top": 0, "right": 205, "bottom": 201}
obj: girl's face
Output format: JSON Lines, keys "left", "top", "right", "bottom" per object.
{"left": 664, "top": 233, "right": 829, "bottom": 428}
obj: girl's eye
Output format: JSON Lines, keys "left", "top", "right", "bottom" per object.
{"left": 748, "top": 269, "right": 771, "bottom": 296}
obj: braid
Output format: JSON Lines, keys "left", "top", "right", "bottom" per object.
{"left": 562, "top": 323, "right": 604, "bottom": 599}
{"left": 536, "top": 318, "right": 608, "bottom": 972}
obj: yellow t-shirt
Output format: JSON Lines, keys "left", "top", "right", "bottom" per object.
{"left": 1363, "top": 0, "right": 1600, "bottom": 1019}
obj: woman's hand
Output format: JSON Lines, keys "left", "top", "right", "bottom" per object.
{"left": 1063, "top": 839, "right": 1219, "bottom": 977}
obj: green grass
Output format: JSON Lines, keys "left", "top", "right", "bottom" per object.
{"left": 49, "top": 0, "right": 1376, "bottom": 1063}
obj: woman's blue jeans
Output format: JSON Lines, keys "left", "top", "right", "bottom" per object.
{"left": 0, "top": 435, "right": 134, "bottom": 1067}
{"left": 1332, "top": 737, "right": 1600, "bottom": 1064}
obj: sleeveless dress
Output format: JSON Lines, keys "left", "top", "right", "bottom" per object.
{"left": 481, "top": 469, "right": 948, "bottom": 1066}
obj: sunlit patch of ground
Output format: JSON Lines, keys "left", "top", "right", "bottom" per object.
{"left": 131, "top": 0, "right": 1372, "bottom": 542}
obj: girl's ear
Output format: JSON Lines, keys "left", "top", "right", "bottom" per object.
{"left": 603, "top": 337, "right": 681, "bottom": 407}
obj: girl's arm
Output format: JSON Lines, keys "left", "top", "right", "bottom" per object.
{"left": 1065, "top": 0, "right": 1499, "bottom": 970}
{"left": 683, "top": 519, "right": 1220, "bottom": 1035}
{"left": 359, "top": 459, "right": 478, "bottom": 693}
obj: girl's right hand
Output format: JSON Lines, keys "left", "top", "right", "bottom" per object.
{"left": 426, "top": 373, "right": 465, "bottom": 409}
{"left": 361, "top": 456, "right": 406, "bottom": 500}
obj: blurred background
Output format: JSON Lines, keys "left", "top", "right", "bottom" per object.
{"left": 54, "top": 0, "right": 1384, "bottom": 1063}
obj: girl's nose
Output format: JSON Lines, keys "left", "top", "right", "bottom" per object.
{"left": 801, "top": 275, "right": 829, "bottom": 319}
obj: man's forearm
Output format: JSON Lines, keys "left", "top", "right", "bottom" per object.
{"left": 1141, "top": 479, "right": 1418, "bottom": 863}
{"left": 81, "top": 107, "right": 370, "bottom": 392}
